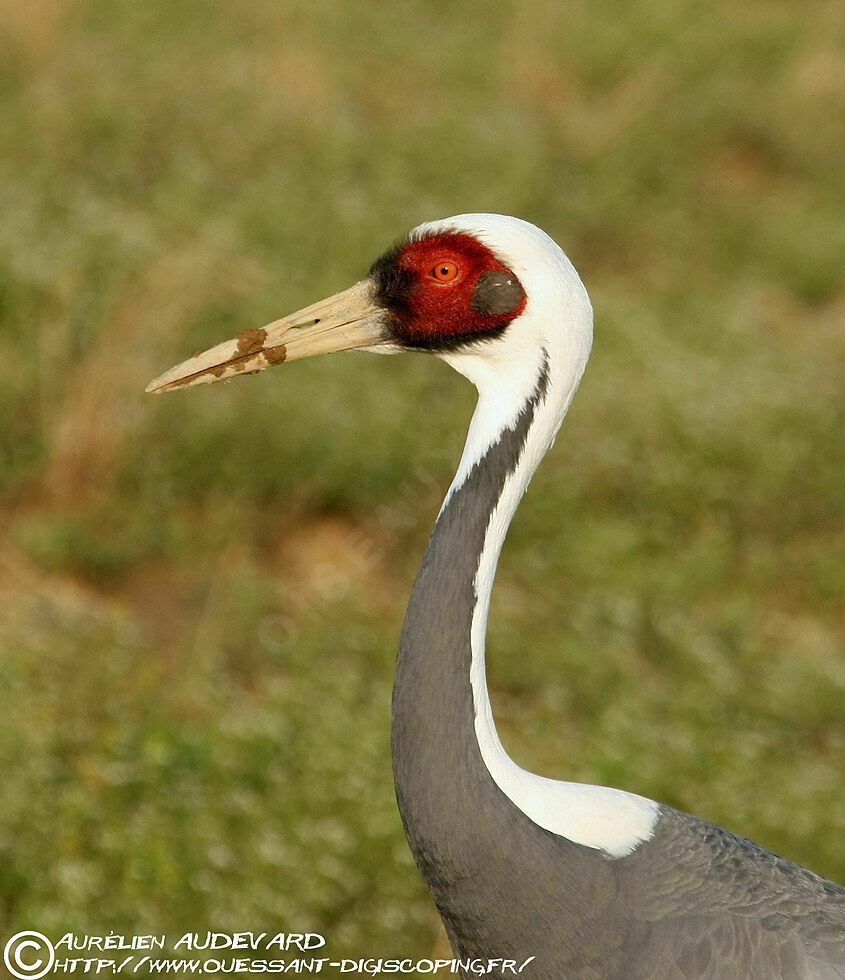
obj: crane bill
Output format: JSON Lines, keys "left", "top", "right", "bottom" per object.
{"left": 145, "top": 279, "right": 390, "bottom": 393}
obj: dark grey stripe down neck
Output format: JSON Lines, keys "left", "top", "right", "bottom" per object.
{"left": 390, "top": 363, "right": 845, "bottom": 978}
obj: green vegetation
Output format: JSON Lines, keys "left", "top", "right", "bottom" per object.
{"left": 0, "top": 0, "right": 842, "bottom": 964}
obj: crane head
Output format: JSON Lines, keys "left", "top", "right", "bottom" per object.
{"left": 146, "top": 214, "right": 591, "bottom": 395}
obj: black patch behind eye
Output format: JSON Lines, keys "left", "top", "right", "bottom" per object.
{"left": 471, "top": 270, "right": 526, "bottom": 316}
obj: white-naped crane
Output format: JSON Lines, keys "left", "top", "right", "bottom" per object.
{"left": 148, "top": 214, "right": 844, "bottom": 977}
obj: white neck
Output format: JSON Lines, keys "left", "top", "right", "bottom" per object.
{"left": 414, "top": 212, "right": 659, "bottom": 856}
{"left": 444, "top": 343, "right": 659, "bottom": 859}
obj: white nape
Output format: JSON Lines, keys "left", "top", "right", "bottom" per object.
{"left": 422, "top": 213, "right": 660, "bottom": 858}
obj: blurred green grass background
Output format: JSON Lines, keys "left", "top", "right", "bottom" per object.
{"left": 0, "top": 0, "right": 843, "bottom": 961}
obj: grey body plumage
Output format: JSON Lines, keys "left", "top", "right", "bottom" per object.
{"left": 392, "top": 359, "right": 844, "bottom": 978}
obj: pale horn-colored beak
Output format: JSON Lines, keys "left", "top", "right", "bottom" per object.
{"left": 146, "top": 279, "right": 390, "bottom": 394}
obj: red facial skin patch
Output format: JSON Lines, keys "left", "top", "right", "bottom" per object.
{"left": 370, "top": 233, "right": 527, "bottom": 349}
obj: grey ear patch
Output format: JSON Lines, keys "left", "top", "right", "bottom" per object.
{"left": 471, "top": 270, "right": 526, "bottom": 316}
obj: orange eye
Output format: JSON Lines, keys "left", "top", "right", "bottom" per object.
{"left": 431, "top": 261, "right": 459, "bottom": 282}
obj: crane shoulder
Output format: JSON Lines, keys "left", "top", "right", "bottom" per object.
{"left": 613, "top": 805, "right": 845, "bottom": 977}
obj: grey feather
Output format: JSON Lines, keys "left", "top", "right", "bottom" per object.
{"left": 391, "top": 359, "right": 845, "bottom": 978}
